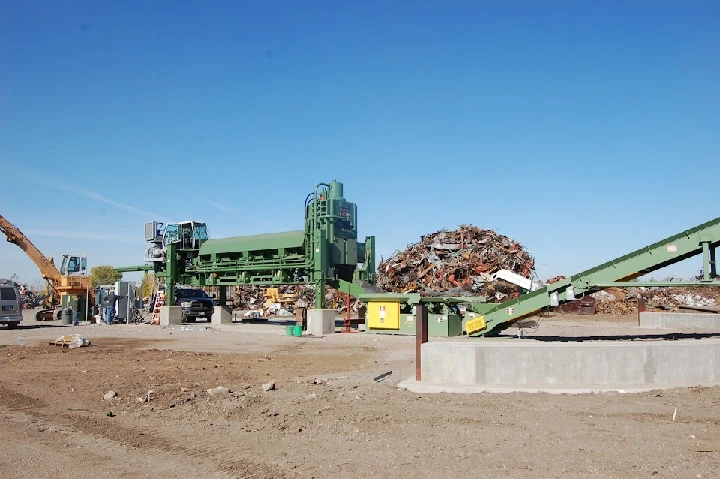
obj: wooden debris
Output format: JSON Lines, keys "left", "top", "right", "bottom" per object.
{"left": 49, "top": 335, "right": 76, "bottom": 348}
{"left": 49, "top": 334, "right": 91, "bottom": 348}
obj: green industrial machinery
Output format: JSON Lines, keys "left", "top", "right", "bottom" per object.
{"left": 362, "top": 216, "right": 720, "bottom": 338}
{"left": 359, "top": 293, "right": 486, "bottom": 337}
{"left": 145, "top": 181, "right": 376, "bottom": 306}
{"left": 114, "top": 265, "right": 153, "bottom": 273}
{"left": 465, "top": 216, "right": 720, "bottom": 336}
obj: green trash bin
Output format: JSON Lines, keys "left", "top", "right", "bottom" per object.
{"left": 285, "top": 325, "right": 294, "bottom": 336}
{"left": 293, "top": 325, "right": 302, "bottom": 336}
{"left": 61, "top": 308, "right": 71, "bottom": 325}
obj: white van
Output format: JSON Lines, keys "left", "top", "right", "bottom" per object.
{"left": 0, "top": 285, "right": 22, "bottom": 329}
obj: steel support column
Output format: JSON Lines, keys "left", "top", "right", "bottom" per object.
{"left": 166, "top": 243, "right": 177, "bottom": 305}
{"left": 314, "top": 230, "right": 326, "bottom": 309}
{"left": 711, "top": 247, "right": 717, "bottom": 278}
{"left": 702, "top": 241, "right": 711, "bottom": 281}
{"left": 415, "top": 303, "right": 428, "bottom": 381}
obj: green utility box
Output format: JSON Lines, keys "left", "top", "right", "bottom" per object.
{"left": 361, "top": 295, "right": 469, "bottom": 337}
{"left": 61, "top": 293, "right": 89, "bottom": 324}
{"left": 405, "top": 311, "right": 463, "bottom": 337}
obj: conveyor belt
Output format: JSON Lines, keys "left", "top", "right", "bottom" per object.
{"left": 467, "top": 217, "right": 720, "bottom": 336}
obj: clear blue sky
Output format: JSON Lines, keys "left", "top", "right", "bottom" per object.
{"left": 1, "top": 0, "right": 718, "bottom": 286}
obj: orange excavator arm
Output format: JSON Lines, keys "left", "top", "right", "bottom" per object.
{"left": 0, "top": 214, "right": 62, "bottom": 282}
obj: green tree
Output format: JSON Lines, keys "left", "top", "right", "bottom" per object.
{"left": 140, "top": 272, "right": 155, "bottom": 299}
{"left": 90, "top": 265, "right": 122, "bottom": 288}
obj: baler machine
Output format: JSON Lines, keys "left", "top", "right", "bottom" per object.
{"left": 145, "top": 181, "right": 376, "bottom": 307}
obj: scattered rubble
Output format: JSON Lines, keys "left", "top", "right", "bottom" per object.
{"left": 376, "top": 225, "right": 535, "bottom": 298}
{"left": 230, "top": 285, "right": 362, "bottom": 314}
{"left": 580, "top": 285, "right": 720, "bottom": 315}
{"left": 206, "top": 386, "right": 231, "bottom": 396}
{"left": 262, "top": 380, "right": 276, "bottom": 392}
{"left": 49, "top": 334, "right": 91, "bottom": 349}
{"left": 0, "top": 278, "right": 47, "bottom": 308}
{"left": 103, "top": 391, "right": 118, "bottom": 401}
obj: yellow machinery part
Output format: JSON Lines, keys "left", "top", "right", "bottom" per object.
{"left": 367, "top": 301, "right": 401, "bottom": 329}
{"left": 466, "top": 316, "right": 486, "bottom": 335}
{"left": 264, "top": 288, "right": 280, "bottom": 302}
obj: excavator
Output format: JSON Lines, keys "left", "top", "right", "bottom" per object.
{"left": 0, "top": 213, "right": 92, "bottom": 320}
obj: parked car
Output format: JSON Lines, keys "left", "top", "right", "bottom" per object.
{"left": 174, "top": 288, "right": 214, "bottom": 322}
{"left": 0, "top": 285, "right": 22, "bottom": 329}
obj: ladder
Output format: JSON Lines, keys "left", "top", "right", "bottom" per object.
{"left": 150, "top": 289, "right": 166, "bottom": 325}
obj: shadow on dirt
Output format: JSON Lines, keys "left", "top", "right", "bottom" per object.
{"left": 498, "top": 332, "right": 720, "bottom": 342}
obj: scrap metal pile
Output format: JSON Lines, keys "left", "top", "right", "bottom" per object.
{"left": 0, "top": 278, "right": 46, "bottom": 308}
{"left": 376, "top": 225, "right": 536, "bottom": 299}
{"left": 229, "top": 285, "right": 360, "bottom": 314}
{"left": 590, "top": 286, "right": 720, "bottom": 315}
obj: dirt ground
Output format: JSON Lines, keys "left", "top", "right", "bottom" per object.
{"left": 0, "top": 311, "right": 718, "bottom": 478}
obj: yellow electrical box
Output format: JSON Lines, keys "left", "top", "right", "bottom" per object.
{"left": 466, "top": 316, "right": 486, "bottom": 335}
{"left": 367, "top": 301, "right": 400, "bottom": 329}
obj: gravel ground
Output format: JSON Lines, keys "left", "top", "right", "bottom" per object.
{"left": 0, "top": 309, "right": 718, "bottom": 478}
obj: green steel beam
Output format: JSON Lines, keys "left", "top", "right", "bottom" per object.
{"left": 166, "top": 243, "right": 178, "bottom": 305}
{"left": 114, "top": 265, "right": 153, "bottom": 273}
{"left": 468, "top": 217, "right": 720, "bottom": 337}
{"left": 358, "top": 292, "right": 487, "bottom": 306}
{"left": 336, "top": 279, "right": 373, "bottom": 298}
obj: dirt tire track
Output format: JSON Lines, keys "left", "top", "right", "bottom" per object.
{"left": 0, "top": 383, "right": 299, "bottom": 479}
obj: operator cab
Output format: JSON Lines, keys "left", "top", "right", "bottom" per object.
{"left": 165, "top": 221, "right": 209, "bottom": 250}
{"left": 60, "top": 254, "right": 87, "bottom": 276}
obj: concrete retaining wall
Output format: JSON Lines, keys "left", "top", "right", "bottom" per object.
{"left": 404, "top": 339, "right": 720, "bottom": 393}
{"left": 640, "top": 312, "right": 720, "bottom": 329}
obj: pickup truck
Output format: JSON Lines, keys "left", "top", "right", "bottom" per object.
{"left": 174, "top": 288, "right": 214, "bottom": 322}
{"left": 0, "top": 285, "right": 22, "bottom": 329}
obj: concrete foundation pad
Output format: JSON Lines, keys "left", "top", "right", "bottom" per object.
{"left": 410, "top": 339, "right": 720, "bottom": 394}
{"left": 640, "top": 312, "right": 720, "bottom": 329}
{"left": 396, "top": 378, "right": 666, "bottom": 394}
{"left": 307, "top": 309, "right": 336, "bottom": 336}
{"left": 211, "top": 306, "right": 232, "bottom": 325}
{"left": 159, "top": 306, "right": 183, "bottom": 326}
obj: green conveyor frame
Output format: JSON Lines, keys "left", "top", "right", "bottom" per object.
{"left": 468, "top": 217, "right": 720, "bottom": 337}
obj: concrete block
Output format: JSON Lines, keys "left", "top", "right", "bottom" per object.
{"left": 159, "top": 306, "right": 183, "bottom": 326}
{"left": 211, "top": 305, "right": 233, "bottom": 325}
{"left": 307, "top": 309, "right": 336, "bottom": 336}
{"left": 640, "top": 312, "right": 720, "bottom": 329}
{"left": 407, "top": 339, "right": 720, "bottom": 393}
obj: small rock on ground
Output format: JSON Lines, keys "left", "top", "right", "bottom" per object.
{"left": 207, "top": 386, "right": 231, "bottom": 396}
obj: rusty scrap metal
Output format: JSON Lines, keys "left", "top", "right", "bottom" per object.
{"left": 589, "top": 286, "right": 720, "bottom": 315}
{"left": 228, "top": 285, "right": 361, "bottom": 314}
{"left": 0, "top": 278, "right": 46, "bottom": 309}
{"left": 376, "top": 225, "right": 536, "bottom": 297}
{"left": 554, "top": 297, "right": 596, "bottom": 315}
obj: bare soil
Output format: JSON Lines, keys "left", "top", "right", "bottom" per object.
{"left": 0, "top": 311, "right": 718, "bottom": 478}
